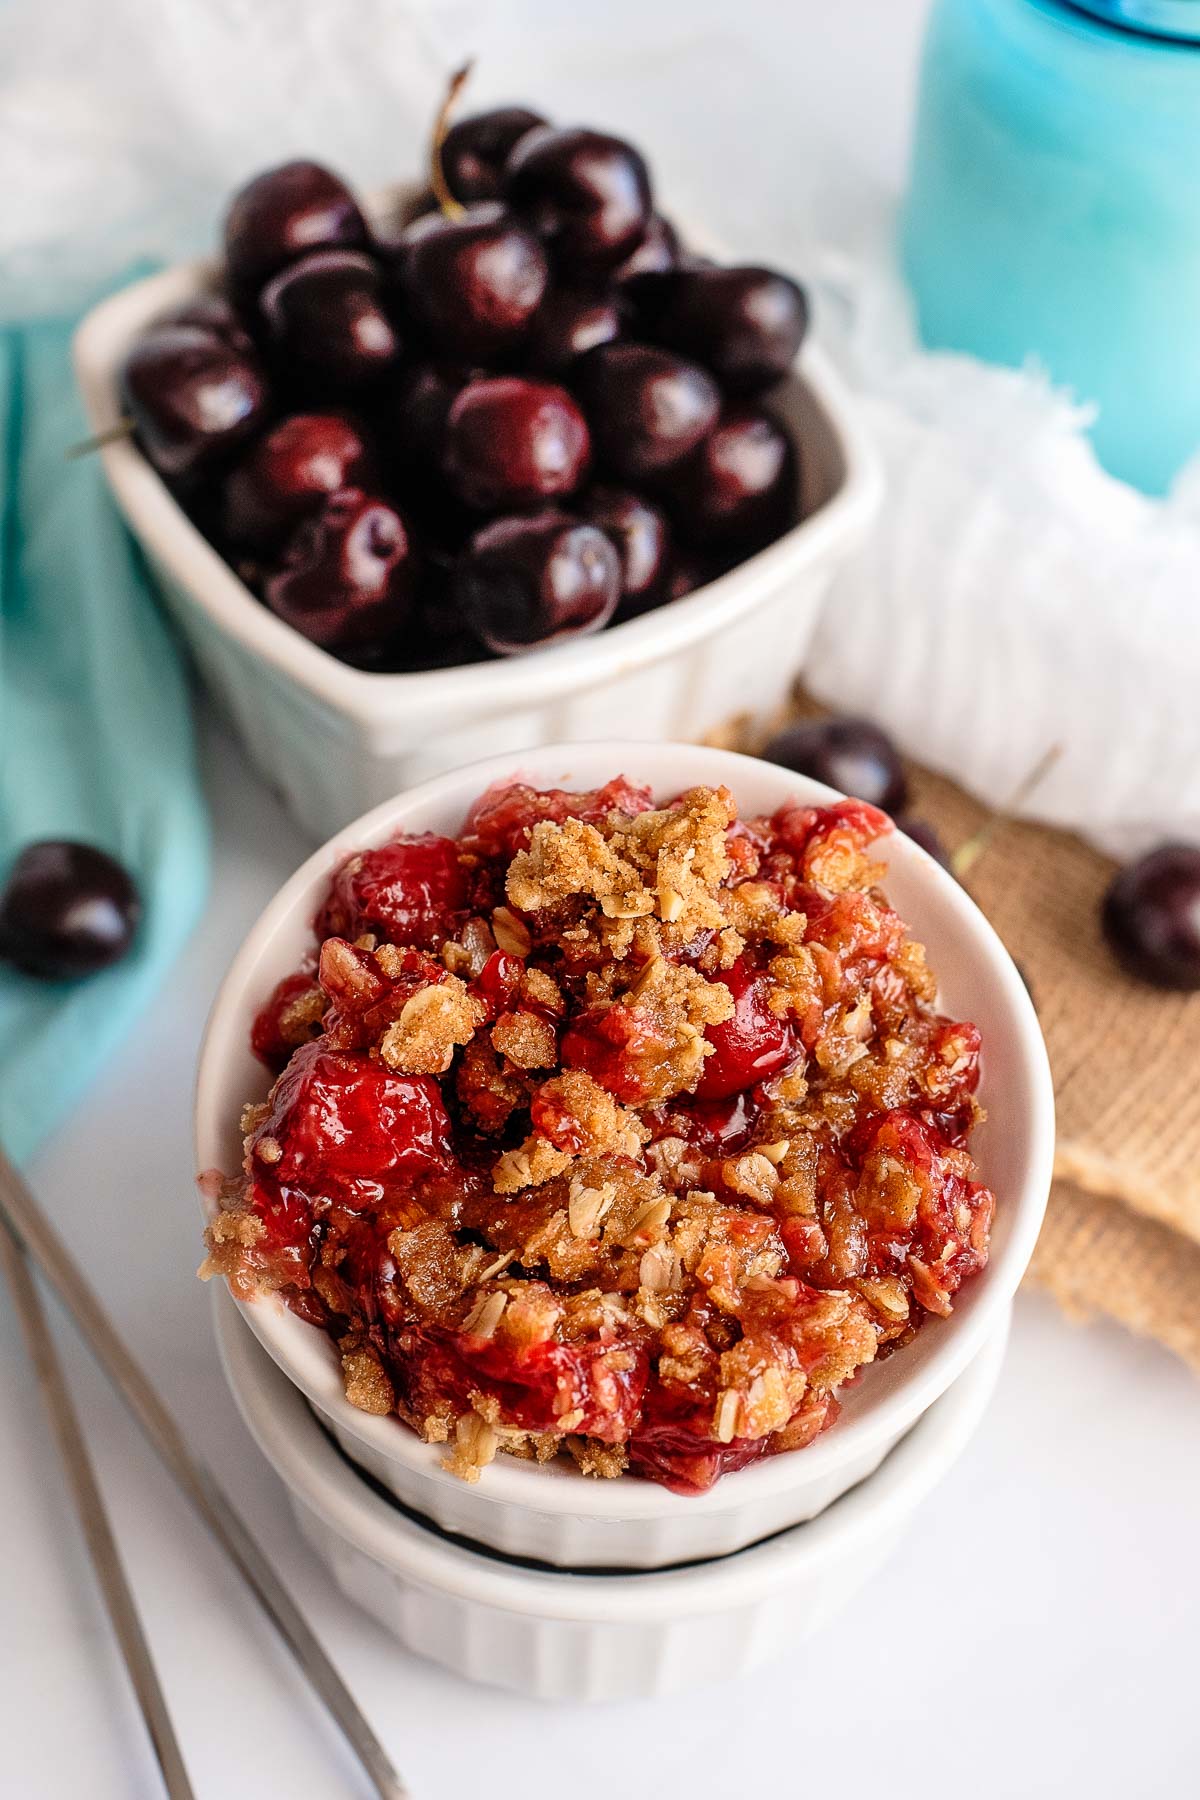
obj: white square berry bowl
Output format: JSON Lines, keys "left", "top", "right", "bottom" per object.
{"left": 194, "top": 740, "right": 1054, "bottom": 1570}
{"left": 72, "top": 185, "right": 881, "bottom": 843}
{"left": 214, "top": 1283, "right": 1010, "bottom": 1702}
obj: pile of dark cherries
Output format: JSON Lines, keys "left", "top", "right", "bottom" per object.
{"left": 762, "top": 715, "right": 1200, "bottom": 994}
{"left": 119, "top": 94, "right": 809, "bottom": 671}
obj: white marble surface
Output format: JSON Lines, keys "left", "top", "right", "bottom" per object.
{"left": 6, "top": 2, "right": 1200, "bottom": 1793}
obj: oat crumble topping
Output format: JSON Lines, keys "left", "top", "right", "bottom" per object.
{"left": 202, "top": 777, "right": 994, "bottom": 1494}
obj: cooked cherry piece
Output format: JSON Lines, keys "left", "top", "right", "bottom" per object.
{"left": 579, "top": 485, "right": 670, "bottom": 615}
{"left": 454, "top": 511, "right": 620, "bottom": 654}
{"left": 897, "top": 816, "right": 951, "bottom": 869}
{"left": 1102, "top": 844, "right": 1200, "bottom": 991}
{"left": 611, "top": 213, "right": 681, "bottom": 282}
{"left": 441, "top": 106, "right": 547, "bottom": 203}
{"left": 224, "top": 160, "right": 369, "bottom": 301}
{"left": 318, "top": 833, "right": 468, "bottom": 948}
{"left": 527, "top": 287, "right": 623, "bottom": 374}
{"left": 265, "top": 489, "right": 416, "bottom": 651}
{"left": 627, "top": 265, "right": 808, "bottom": 394}
{"left": 222, "top": 413, "right": 373, "bottom": 550}
{"left": 695, "top": 959, "right": 795, "bottom": 1099}
{"left": 442, "top": 377, "right": 590, "bottom": 510}
{"left": 0, "top": 842, "right": 141, "bottom": 979}
{"left": 122, "top": 325, "right": 268, "bottom": 485}
{"left": 260, "top": 250, "right": 398, "bottom": 393}
{"left": 763, "top": 717, "right": 909, "bottom": 814}
{"left": 397, "top": 204, "right": 548, "bottom": 361}
{"left": 662, "top": 405, "right": 794, "bottom": 548}
{"left": 573, "top": 342, "right": 719, "bottom": 482}
{"left": 505, "top": 126, "right": 652, "bottom": 268}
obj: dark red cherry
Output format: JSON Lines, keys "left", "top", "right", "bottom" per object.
{"left": 662, "top": 405, "right": 795, "bottom": 548}
{"left": 397, "top": 203, "right": 548, "bottom": 361}
{"left": 579, "top": 485, "right": 670, "bottom": 615}
{"left": 666, "top": 549, "right": 722, "bottom": 602}
{"left": 122, "top": 325, "right": 269, "bottom": 484}
{"left": 762, "top": 717, "right": 909, "bottom": 814}
{"left": 318, "top": 832, "right": 468, "bottom": 948}
{"left": 573, "top": 343, "right": 719, "bottom": 483}
{"left": 695, "top": 959, "right": 795, "bottom": 1099}
{"left": 1102, "top": 844, "right": 1200, "bottom": 991}
{"left": 161, "top": 294, "right": 254, "bottom": 354}
{"left": 441, "top": 106, "right": 547, "bottom": 203}
{"left": 442, "top": 376, "right": 590, "bottom": 510}
{"left": 0, "top": 842, "right": 141, "bottom": 979}
{"left": 627, "top": 265, "right": 808, "bottom": 394}
{"left": 454, "top": 511, "right": 620, "bottom": 655}
{"left": 897, "top": 816, "right": 951, "bottom": 869}
{"left": 224, "top": 161, "right": 369, "bottom": 301}
{"left": 526, "top": 287, "right": 623, "bottom": 374}
{"left": 505, "top": 127, "right": 652, "bottom": 269}
{"left": 260, "top": 250, "right": 399, "bottom": 394}
{"left": 611, "top": 214, "right": 681, "bottom": 282}
{"left": 222, "top": 414, "right": 373, "bottom": 551}
{"left": 264, "top": 489, "right": 416, "bottom": 652}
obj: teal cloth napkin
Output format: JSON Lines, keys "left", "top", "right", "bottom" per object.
{"left": 0, "top": 304, "right": 210, "bottom": 1164}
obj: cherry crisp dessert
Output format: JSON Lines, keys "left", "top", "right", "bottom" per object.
{"left": 203, "top": 777, "right": 994, "bottom": 1494}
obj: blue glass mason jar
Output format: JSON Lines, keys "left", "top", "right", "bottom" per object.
{"left": 902, "top": 0, "right": 1200, "bottom": 494}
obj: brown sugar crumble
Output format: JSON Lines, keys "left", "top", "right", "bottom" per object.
{"left": 203, "top": 775, "right": 995, "bottom": 1494}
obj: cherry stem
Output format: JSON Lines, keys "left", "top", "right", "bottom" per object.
{"left": 64, "top": 419, "right": 136, "bottom": 461}
{"left": 428, "top": 61, "right": 473, "bottom": 220}
{"left": 951, "top": 743, "right": 1064, "bottom": 879}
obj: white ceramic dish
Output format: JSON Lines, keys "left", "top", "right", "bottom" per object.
{"left": 215, "top": 1283, "right": 1010, "bottom": 1702}
{"left": 194, "top": 741, "right": 1054, "bottom": 1569}
{"left": 72, "top": 185, "right": 882, "bottom": 842}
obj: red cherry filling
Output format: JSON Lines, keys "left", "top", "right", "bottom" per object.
{"left": 250, "top": 968, "right": 325, "bottom": 1071}
{"left": 694, "top": 958, "right": 795, "bottom": 1099}
{"left": 317, "top": 832, "right": 467, "bottom": 949}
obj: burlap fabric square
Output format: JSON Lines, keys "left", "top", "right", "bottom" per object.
{"left": 709, "top": 706, "right": 1200, "bottom": 1370}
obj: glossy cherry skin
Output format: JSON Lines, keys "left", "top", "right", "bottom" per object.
{"left": 505, "top": 127, "right": 652, "bottom": 269}
{"left": 573, "top": 343, "right": 719, "bottom": 482}
{"left": 264, "top": 489, "right": 416, "bottom": 652}
{"left": 122, "top": 325, "right": 269, "bottom": 485}
{"left": 441, "top": 106, "right": 547, "bottom": 203}
{"left": 578, "top": 485, "right": 670, "bottom": 615}
{"left": 611, "top": 213, "right": 681, "bottom": 282}
{"left": 661, "top": 405, "right": 794, "bottom": 548}
{"left": 222, "top": 413, "right": 373, "bottom": 551}
{"left": 454, "top": 511, "right": 621, "bottom": 654}
{"left": 260, "top": 250, "right": 399, "bottom": 394}
{"left": 224, "top": 160, "right": 369, "bottom": 302}
{"left": 526, "top": 287, "right": 623, "bottom": 374}
{"left": 763, "top": 717, "right": 909, "bottom": 815}
{"left": 397, "top": 203, "right": 548, "bottom": 361}
{"left": 0, "top": 842, "right": 141, "bottom": 979}
{"left": 1102, "top": 844, "right": 1200, "bottom": 991}
{"left": 627, "top": 265, "right": 808, "bottom": 394}
{"left": 161, "top": 294, "right": 254, "bottom": 353}
{"left": 318, "top": 832, "right": 468, "bottom": 949}
{"left": 442, "top": 377, "right": 590, "bottom": 510}
{"left": 694, "top": 959, "right": 796, "bottom": 1099}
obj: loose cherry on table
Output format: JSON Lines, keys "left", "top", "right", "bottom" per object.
{"left": 578, "top": 485, "right": 671, "bottom": 614}
{"left": 504, "top": 126, "right": 653, "bottom": 269}
{"left": 1102, "top": 844, "right": 1200, "bottom": 992}
{"left": 0, "top": 842, "right": 141, "bottom": 980}
{"left": 259, "top": 250, "right": 399, "bottom": 394}
{"left": 573, "top": 342, "right": 720, "bottom": 483}
{"left": 762, "top": 716, "right": 910, "bottom": 816}
{"left": 442, "top": 376, "right": 591, "bottom": 511}
{"left": 224, "top": 160, "right": 370, "bottom": 302}
{"left": 454, "top": 510, "right": 621, "bottom": 654}
{"left": 660, "top": 405, "right": 794, "bottom": 549}
{"left": 122, "top": 324, "right": 269, "bottom": 484}
{"left": 627, "top": 265, "right": 808, "bottom": 394}
{"left": 396, "top": 203, "right": 549, "bottom": 362}
{"left": 222, "top": 412, "right": 374, "bottom": 551}
{"left": 264, "top": 488, "right": 417, "bottom": 652}
{"left": 440, "top": 106, "right": 547, "bottom": 203}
